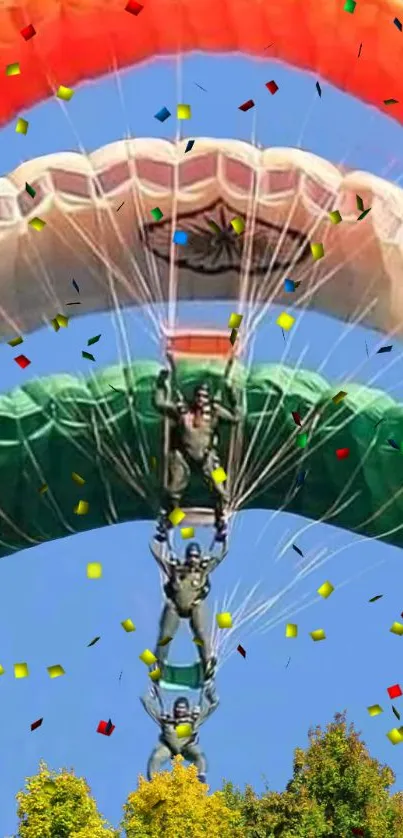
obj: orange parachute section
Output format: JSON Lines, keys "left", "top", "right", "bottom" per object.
{"left": 0, "top": 0, "right": 403, "bottom": 128}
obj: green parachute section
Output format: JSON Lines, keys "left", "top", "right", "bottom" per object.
{"left": 0, "top": 357, "right": 402, "bottom": 560}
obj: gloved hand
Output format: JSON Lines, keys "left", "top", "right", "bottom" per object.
{"left": 215, "top": 519, "right": 228, "bottom": 542}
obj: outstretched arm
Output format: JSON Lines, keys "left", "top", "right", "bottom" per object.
{"left": 150, "top": 535, "right": 177, "bottom": 577}
{"left": 153, "top": 369, "right": 182, "bottom": 420}
{"left": 140, "top": 688, "right": 163, "bottom": 726}
{"left": 195, "top": 683, "right": 220, "bottom": 728}
{"left": 212, "top": 384, "right": 242, "bottom": 424}
{"left": 206, "top": 536, "right": 228, "bottom": 572}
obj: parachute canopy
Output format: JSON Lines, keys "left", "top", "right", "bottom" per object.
{"left": 1, "top": 358, "right": 402, "bottom": 560}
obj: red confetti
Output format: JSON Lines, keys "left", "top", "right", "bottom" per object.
{"left": 237, "top": 644, "right": 246, "bottom": 658}
{"left": 336, "top": 447, "right": 350, "bottom": 459}
{"left": 20, "top": 23, "right": 36, "bottom": 40}
{"left": 266, "top": 80, "right": 279, "bottom": 95}
{"left": 387, "top": 683, "right": 402, "bottom": 700}
{"left": 30, "top": 717, "right": 43, "bottom": 731}
{"left": 238, "top": 99, "right": 255, "bottom": 112}
{"left": 14, "top": 354, "right": 31, "bottom": 369}
{"left": 97, "top": 719, "right": 115, "bottom": 736}
{"left": 125, "top": 0, "right": 143, "bottom": 14}
{"left": 292, "top": 411, "right": 302, "bottom": 426}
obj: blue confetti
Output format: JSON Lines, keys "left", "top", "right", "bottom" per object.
{"left": 296, "top": 470, "right": 306, "bottom": 487}
{"left": 394, "top": 17, "right": 402, "bottom": 31}
{"left": 154, "top": 107, "right": 171, "bottom": 123}
{"left": 72, "top": 279, "right": 79, "bottom": 294}
{"left": 173, "top": 230, "right": 188, "bottom": 245}
{"left": 185, "top": 140, "right": 195, "bottom": 153}
{"left": 284, "top": 278, "right": 295, "bottom": 293}
{"left": 388, "top": 439, "right": 399, "bottom": 450}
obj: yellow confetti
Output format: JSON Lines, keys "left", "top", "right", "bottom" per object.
{"left": 74, "top": 500, "right": 89, "bottom": 515}
{"left": 56, "top": 314, "right": 69, "bottom": 328}
{"left": 149, "top": 667, "right": 161, "bottom": 681}
{"left": 29, "top": 217, "right": 46, "bottom": 231}
{"left": 310, "top": 629, "right": 326, "bottom": 641}
{"left": 211, "top": 466, "right": 227, "bottom": 484}
{"left": 140, "top": 649, "right": 158, "bottom": 666}
{"left": 367, "top": 704, "right": 383, "bottom": 717}
{"left": 230, "top": 217, "right": 245, "bottom": 234}
{"left": 228, "top": 312, "right": 243, "bottom": 329}
{"left": 0, "top": 664, "right": 4, "bottom": 675}
{"left": 328, "top": 210, "right": 342, "bottom": 224}
{"left": 175, "top": 722, "right": 192, "bottom": 738}
{"left": 47, "top": 664, "right": 65, "bottom": 678}
{"left": 8, "top": 336, "right": 23, "bottom": 347}
{"left": 387, "top": 727, "right": 403, "bottom": 744}
{"left": 285, "top": 623, "right": 298, "bottom": 638}
{"left": 317, "top": 581, "right": 334, "bottom": 599}
{"left": 193, "top": 637, "right": 204, "bottom": 646}
{"left": 38, "top": 483, "right": 48, "bottom": 494}
{"left": 71, "top": 472, "right": 85, "bottom": 486}
{"left": 177, "top": 103, "right": 191, "bottom": 119}
{"left": 168, "top": 507, "right": 186, "bottom": 527}
{"left": 390, "top": 622, "right": 403, "bottom": 636}
{"left": 56, "top": 85, "right": 74, "bottom": 101}
{"left": 14, "top": 662, "right": 29, "bottom": 679}
{"left": 50, "top": 318, "right": 60, "bottom": 332}
{"left": 121, "top": 619, "right": 136, "bottom": 632}
{"left": 158, "top": 636, "right": 172, "bottom": 647}
{"left": 332, "top": 390, "right": 347, "bottom": 405}
{"left": 310, "top": 242, "right": 324, "bottom": 261}
{"left": 6, "top": 62, "right": 21, "bottom": 76}
{"left": 276, "top": 312, "right": 295, "bottom": 331}
{"left": 216, "top": 612, "right": 232, "bottom": 629}
{"left": 87, "top": 562, "right": 102, "bottom": 579}
{"left": 181, "top": 526, "right": 195, "bottom": 539}
{"left": 15, "top": 117, "right": 28, "bottom": 134}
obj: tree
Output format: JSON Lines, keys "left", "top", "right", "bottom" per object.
{"left": 121, "top": 756, "right": 243, "bottom": 838}
{"left": 16, "top": 760, "right": 118, "bottom": 838}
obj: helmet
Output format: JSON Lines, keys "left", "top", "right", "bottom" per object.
{"left": 194, "top": 382, "right": 210, "bottom": 404}
{"left": 185, "top": 542, "right": 202, "bottom": 562}
{"left": 173, "top": 697, "right": 190, "bottom": 719}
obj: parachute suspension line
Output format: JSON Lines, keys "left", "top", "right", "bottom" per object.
{"left": 166, "top": 51, "right": 184, "bottom": 333}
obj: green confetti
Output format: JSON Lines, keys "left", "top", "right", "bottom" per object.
{"left": 384, "top": 98, "right": 399, "bottom": 105}
{"left": 356, "top": 194, "right": 364, "bottom": 212}
{"left": 296, "top": 433, "right": 308, "bottom": 449}
{"left": 368, "top": 594, "right": 383, "bottom": 603}
{"left": 87, "top": 636, "right": 100, "bottom": 647}
{"left": 87, "top": 334, "right": 101, "bottom": 346}
{"left": 357, "top": 208, "right": 371, "bottom": 221}
{"left": 82, "top": 351, "right": 95, "bottom": 362}
{"left": 25, "top": 182, "right": 36, "bottom": 198}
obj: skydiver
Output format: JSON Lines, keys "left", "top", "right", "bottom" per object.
{"left": 153, "top": 357, "right": 241, "bottom": 528}
{"left": 151, "top": 520, "right": 228, "bottom": 682}
{"left": 141, "top": 681, "right": 219, "bottom": 783}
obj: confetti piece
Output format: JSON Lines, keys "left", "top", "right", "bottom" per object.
{"left": 14, "top": 354, "right": 30, "bottom": 369}
{"left": 387, "top": 684, "right": 402, "bottom": 699}
{"left": 377, "top": 345, "right": 392, "bottom": 354}
{"left": 47, "top": 664, "right": 65, "bottom": 678}
{"left": 177, "top": 104, "right": 191, "bottom": 119}
{"left": 56, "top": 85, "right": 74, "bottom": 101}
{"left": 296, "top": 432, "right": 308, "bottom": 449}
{"left": 336, "top": 447, "right": 350, "bottom": 460}
{"left": 344, "top": 0, "right": 356, "bottom": 12}
{"left": 390, "top": 622, "right": 403, "bottom": 636}
{"left": 310, "top": 242, "right": 324, "bottom": 260}
{"left": 276, "top": 312, "right": 295, "bottom": 331}
{"left": 387, "top": 727, "right": 403, "bottom": 744}
{"left": 185, "top": 140, "right": 194, "bottom": 153}
{"left": 357, "top": 208, "right": 371, "bottom": 221}
{"left": 284, "top": 278, "right": 295, "bottom": 292}
{"left": 296, "top": 470, "right": 306, "bottom": 487}
{"left": 6, "top": 63, "right": 21, "bottom": 76}
{"left": 317, "top": 581, "right": 334, "bottom": 599}
{"left": 116, "top": 201, "right": 125, "bottom": 212}
{"left": 72, "top": 279, "right": 79, "bottom": 294}
{"left": 16, "top": 117, "right": 28, "bottom": 135}
{"left": 181, "top": 526, "right": 195, "bottom": 539}
{"left": 82, "top": 351, "right": 95, "bottom": 362}
{"left": 211, "top": 466, "right": 227, "bottom": 484}
{"left": 0, "top": 665, "right": 5, "bottom": 675}
{"left": 285, "top": 623, "right": 298, "bottom": 638}
{"left": 155, "top": 107, "right": 171, "bottom": 123}
{"left": 332, "top": 390, "right": 347, "bottom": 404}
{"left": 176, "top": 722, "right": 192, "bottom": 738}
{"left": 31, "top": 718, "right": 43, "bottom": 731}
{"left": 265, "top": 80, "right": 278, "bottom": 95}
{"left": 169, "top": 507, "right": 185, "bottom": 527}
{"left": 25, "top": 182, "right": 36, "bottom": 198}
{"left": 125, "top": 0, "right": 144, "bottom": 14}
{"left": 74, "top": 500, "right": 89, "bottom": 515}
{"left": 140, "top": 649, "right": 157, "bottom": 666}
{"left": 193, "top": 637, "right": 204, "bottom": 647}
{"left": 369, "top": 594, "right": 383, "bottom": 602}
{"left": 216, "top": 612, "right": 232, "bottom": 629}
{"left": 310, "top": 629, "right": 326, "bottom": 641}
{"left": 292, "top": 411, "right": 302, "bottom": 426}
{"left": 230, "top": 216, "right": 245, "bottom": 234}
{"left": 316, "top": 81, "right": 322, "bottom": 97}
{"left": 384, "top": 98, "right": 399, "bottom": 105}
{"left": 55, "top": 314, "right": 68, "bottom": 328}
{"left": 50, "top": 318, "right": 60, "bottom": 332}
{"left": 367, "top": 704, "right": 383, "bottom": 716}
{"left": 292, "top": 544, "right": 303, "bottom": 557}
{"left": 71, "top": 472, "right": 85, "bottom": 486}
{"left": 121, "top": 619, "right": 136, "bottom": 632}
{"left": 14, "top": 663, "right": 29, "bottom": 679}
{"left": 358, "top": 43, "right": 362, "bottom": 58}
{"left": 356, "top": 194, "right": 364, "bottom": 212}
{"left": 238, "top": 99, "right": 255, "bottom": 112}
{"left": 229, "top": 329, "right": 238, "bottom": 346}
{"left": 21, "top": 24, "right": 36, "bottom": 40}
{"left": 87, "top": 562, "right": 102, "bottom": 579}
{"left": 87, "top": 637, "right": 100, "bottom": 647}
{"left": 173, "top": 230, "right": 188, "bottom": 245}
{"left": 388, "top": 439, "right": 400, "bottom": 451}
{"left": 38, "top": 484, "right": 48, "bottom": 494}
{"left": 151, "top": 207, "right": 163, "bottom": 221}
{"left": 329, "top": 210, "right": 342, "bottom": 224}
{"left": 87, "top": 334, "right": 101, "bottom": 346}
{"left": 394, "top": 17, "right": 402, "bottom": 31}
{"left": 237, "top": 644, "right": 246, "bottom": 658}
{"left": 29, "top": 217, "right": 46, "bottom": 231}
{"left": 393, "top": 706, "right": 401, "bottom": 720}
{"left": 97, "top": 719, "right": 116, "bottom": 735}
{"left": 228, "top": 312, "right": 243, "bottom": 329}
{"left": 158, "top": 636, "right": 172, "bottom": 647}
{"left": 149, "top": 668, "right": 162, "bottom": 681}
{"left": 8, "top": 336, "right": 23, "bottom": 347}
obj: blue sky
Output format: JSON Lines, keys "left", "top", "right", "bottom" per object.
{"left": 1, "top": 53, "right": 403, "bottom": 835}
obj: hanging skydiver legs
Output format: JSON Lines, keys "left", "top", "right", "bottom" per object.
{"left": 141, "top": 683, "right": 219, "bottom": 782}
{"left": 150, "top": 522, "right": 228, "bottom": 683}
